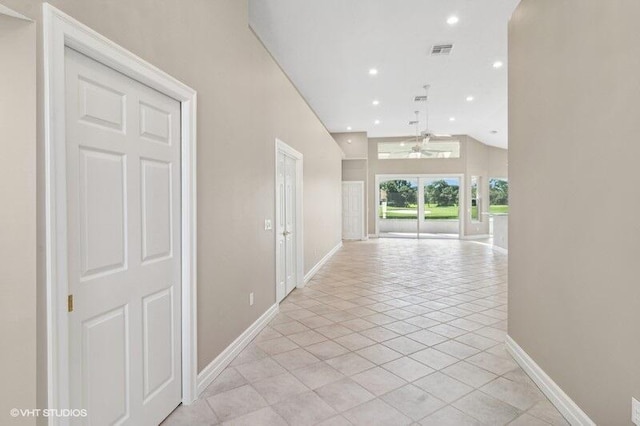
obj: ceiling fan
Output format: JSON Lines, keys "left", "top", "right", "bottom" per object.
{"left": 399, "top": 85, "right": 452, "bottom": 158}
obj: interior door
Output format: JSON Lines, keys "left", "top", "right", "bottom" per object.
{"left": 65, "top": 47, "right": 182, "bottom": 426}
{"left": 276, "top": 151, "right": 297, "bottom": 302}
{"left": 283, "top": 155, "right": 297, "bottom": 296}
{"left": 342, "top": 182, "right": 364, "bottom": 240}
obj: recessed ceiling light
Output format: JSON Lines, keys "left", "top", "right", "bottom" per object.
{"left": 449, "top": 117, "right": 456, "bottom": 122}
{"left": 466, "top": 96, "right": 474, "bottom": 102}
{"left": 372, "top": 100, "right": 380, "bottom": 106}
{"left": 374, "top": 120, "right": 380, "bottom": 125}
{"left": 347, "top": 126, "right": 352, "bottom": 131}
{"left": 400, "top": 142, "right": 405, "bottom": 147}
{"left": 447, "top": 16, "right": 459, "bottom": 25}
{"left": 347, "top": 139, "right": 352, "bottom": 144}
{"left": 493, "top": 61, "right": 504, "bottom": 69}
{"left": 369, "top": 68, "right": 378, "bottom": 76}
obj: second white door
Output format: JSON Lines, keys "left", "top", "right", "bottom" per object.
{"left": 276, "top": 149, "right": 299, "bottom": 302}
{"left": 342, "top": 181, "right": 364, "bottom": 240}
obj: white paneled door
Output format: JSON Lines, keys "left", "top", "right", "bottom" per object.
{"left": 342, "top": 181, "right": 365, "bottom": 240}
{"left": 65, "top": 47, "right": 181, "bottom": 425}
{"left": 276, "top": 150, "right": 299, "bottom": 303}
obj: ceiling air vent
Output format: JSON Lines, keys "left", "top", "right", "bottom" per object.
{"left": 431, "top": 44, "right": 453, "bottom": 56}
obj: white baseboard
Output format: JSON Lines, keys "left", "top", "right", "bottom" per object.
{"left": 505, "top": 335, "right": 595, "bottom": 426}
{"left": 304, "top": 241, "right": 342, "bottom": 283}
{"left": 196, "top": 303, "right": 279, "bottom": 396}
{"left": 468, "top": 239, "right": 509, "bottom": 255}
{"left": 492, "top": 245, "right": 508, "bottom": 255}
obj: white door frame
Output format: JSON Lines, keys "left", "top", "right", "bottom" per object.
{"left": 43, "top": 4, "right": 198, "bottom": 423}
{"left": 342, "top": 181, "right": 366, "bottom": 240}
{"left": 275, "top": 139, "right": 304, "bottom": 303}
{"left": 374, "top": 173, "right": 465, "bottom": 238}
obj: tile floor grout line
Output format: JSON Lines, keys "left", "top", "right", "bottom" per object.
{"left": 164, "top": 239, "right": 566, "bottom": 426}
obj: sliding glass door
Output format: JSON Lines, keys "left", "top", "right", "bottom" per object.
{"left": 420, "top": 177, "right": 460, "bottom": 238}
{"left": 378, "top": 175, "right": 461, "bottom": 239}
{"left": 378, "top": 178, "right": 419, "bottom": 238}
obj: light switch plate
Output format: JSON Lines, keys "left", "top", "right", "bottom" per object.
{"left": 632, "top": 397, "right": 639, "bottom": 425}
{"left": 249, "top": 292, "right": 254, "bottom": 306}
{"left": 264, "top": 219, "right": 272, "bottom": 230}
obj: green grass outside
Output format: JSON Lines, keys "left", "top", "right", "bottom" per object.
{"left": 379, "top": 204, "right": 459, "bottom": 220}
{"left": 471, "top": 205, "right": 478, "bottom": 220}
{"left": 424, "top": 204, "right": 459, "bottom": 219}
{"left": 379, "top": 204, "right": 509, "bottom": 220}
{"left": 489, "top": 205, "right": 509, "bottom": 214}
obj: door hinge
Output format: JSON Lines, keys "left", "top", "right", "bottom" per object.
{"left": 68, "top": 294, "right": 74, "bottom": 312}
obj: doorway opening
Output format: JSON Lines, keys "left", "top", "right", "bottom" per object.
{"left": 376, "top": 174, "right": 464, "bottom": 239}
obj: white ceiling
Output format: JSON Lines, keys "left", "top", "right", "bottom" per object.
{"left": 249, "top": 0, "right": 520, "bottom": 148}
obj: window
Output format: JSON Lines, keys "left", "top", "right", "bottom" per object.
{"left": 471, "top": 176, "right": 481, "bottom": 222}
{"left": 489, "top": 178, "right": 509, "bottom": 214}
{"left": 377, "top": 140, "right": 460, "bottom": 160}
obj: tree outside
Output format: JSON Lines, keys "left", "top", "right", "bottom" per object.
{"left": 379, "top": 178, "right": 508, "bottom": 219}
{"left": 424, "top": 179, "right": 459, "bottom": 219}
{"left": 379, "top": 180, "right": 417, "bottom": 207}
{"left": 489, "top": 178, "right": 508, "bottom": 213}
{"left": 425, "top": 179, "right": 459, "bottom": 208}
{"left": 379, "top": 179, "right": 460, "bottom": 220}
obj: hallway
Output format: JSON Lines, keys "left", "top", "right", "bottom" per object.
{"left": 165, "top": 239, "right": 566, "bottom": 425}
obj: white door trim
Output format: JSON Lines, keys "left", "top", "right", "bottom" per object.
{"left": 342, "top": 180, "right": 365, "bottom": 240}
{"left": 43, "top": 4, "right": 198, "bottom": 423}
{"left": 275, "top": 139, "right": 304, "bottom": 302}
{"left": 374, "top": 173, "right": 465, "bottom": 238}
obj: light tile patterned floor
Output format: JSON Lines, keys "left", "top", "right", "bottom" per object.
{"left": 163, "top": 239, "right": 568, "bottom": 426}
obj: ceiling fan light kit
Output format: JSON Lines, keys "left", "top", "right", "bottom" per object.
{"left": 393, "top": 84, "right": 456, "bottom": 158}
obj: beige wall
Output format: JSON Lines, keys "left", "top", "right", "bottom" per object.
{"left": 333, "top": 132, "right": 368, "bottom": 159}
{"left": 0, "top": 12, "right": 37, "bottom": 426}
{"left": 1, "top": 0, "right": 343, "bottom": 413}
{"left": 465, "top": 137, "right": 491, "bottom": 236}
{"left": 509, "top": 1, "right": 640, "bottom": 424}
{"left": 342, "top": 160, "right": 368, "bottom": 183}
{"left": 488, "top": 146, "right": 508, "bottom": 178}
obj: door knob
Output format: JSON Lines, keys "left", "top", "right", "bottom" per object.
{"left": 283, "top": 231, "right": 291, "bottom": 236}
